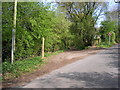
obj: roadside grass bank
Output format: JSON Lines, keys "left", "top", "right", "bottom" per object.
{"left": 96, "top": 42, "right": 117, "bottom": 48}
{"left": 2, "top": 50, "right": 64, "bottom": 81}
{"left": 2, "top": 42, "right": 117, "bottom": 81}
{"left": 2, "top": 47, "right": 107, "bottom": 88}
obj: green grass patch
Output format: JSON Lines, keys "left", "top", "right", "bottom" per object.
{"left": 2, "top": 56, "right": 43, "bottom": 80}
{"left": 44, "top": 50, "right": 64, "bottom": 57}
{"left": 96, "top": 42, "right": 115, "bottom": 48}
{"left": 2, "top": 50, "right": 64, "bottom": 80}
{"left": 85, "top": 46, "right": 91, "bottom": 50}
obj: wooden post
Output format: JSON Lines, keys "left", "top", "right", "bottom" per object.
{"left": 11, "top": 0, "right": 17, "bottom": 64}
{"left": 108, "top": 32, "right": 111, "bottom": 45}
{"left": 42, "top": 37, "right": 45, "bottom": 58}
{"left": 109, "top": 35, "right": 110, "bottom": 45}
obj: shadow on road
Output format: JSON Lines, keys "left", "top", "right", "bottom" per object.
{"left": 98, "top": 45, "right": 119, "bottom": 68}
{"left": 57, "top": 72, "right": 118, "bottom": 88}
{"left": 55, "top": 45, "right": 119, "bottom": 88}
{"left": 106, "top": 53, "right": 118, "bottom": 68}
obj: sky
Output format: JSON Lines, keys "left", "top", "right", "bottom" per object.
{"left": 96, "top": 1, "right": 118, "bottom": 28}
{"left": 108, "top": 1, "right": 118, "bottom": 11}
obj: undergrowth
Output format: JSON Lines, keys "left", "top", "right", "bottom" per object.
{"left": 96, "top": 42, "right": 116, "bottom": 48}
{"left": 2, "top": 50, "right": 64, "bottom": 81}
{"left": 44, "top": 50, "right": 64, "bottom": 57}
{"left": 2, "top": 56, "right": 43, "bottom": 80}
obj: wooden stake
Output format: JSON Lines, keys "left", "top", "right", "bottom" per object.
{"left": 42, "top": 37, "right": 45, "bottom": 58}
{"left": 109, "top": 35, "right": 110, "bottom": 45}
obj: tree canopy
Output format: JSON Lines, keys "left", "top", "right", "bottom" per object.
{"left": 2, "top": 2, "right": 119, "bottom": 62}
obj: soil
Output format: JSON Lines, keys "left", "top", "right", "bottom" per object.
{"left": 2, "top": 47, "right": 104, "bottom": 88}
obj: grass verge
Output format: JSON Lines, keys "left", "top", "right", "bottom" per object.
{"left": 44, "top": 50, "right": 64, "bottom": 57}
{"left": 96, "top": 42, "right": 117, "bottom": 48}
{"left": 2, "top": 56, "right": 43, "bottom": 80}
{"left": 2, "top": 50, "right": 64, "bottom": 81}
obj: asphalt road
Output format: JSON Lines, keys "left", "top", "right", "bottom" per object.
{"left": 23, "top": 44, "right": 119, "bottom": 88}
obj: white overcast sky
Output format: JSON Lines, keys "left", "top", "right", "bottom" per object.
{"left": 96, "top": 1, "right": 118, "bottom": 27}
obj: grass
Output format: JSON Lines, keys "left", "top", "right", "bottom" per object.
{"left": 44, "top": 50, "right": 64, "bottom": 57}
{"left": 2, "top": 56, "right": 43, "bottom": 80}
{"left": 96, "top": 42, "right": 116, "bottom": 48}
{"left": 2, "top": 50, "right": 64, "bottom": 80}
{"left": 85, "top": 46, "right": 91, "bottom": 50}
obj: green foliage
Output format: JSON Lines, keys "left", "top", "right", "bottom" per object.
{"left": 3, "top": 2, "right": 108, "bottom": 61}
{"left": 44, "top": 9, "right": 72, "bottom": 52}
{"left": 111, "top": 31, "right": 116, "bottom": 43}
{"left": 44, "top": 50, "right": 64, "bottom": 57}
{"left": 2, "top": 3, "right": 72, "bottom": 81}
{"left": 2, "top": 56, "right": 43, "bottom": 79}
{"left": 70, "top": 15, "right": 95, "bottom": 49}
{"left": 99, "top": 20, "right": 118, "bottom": 44}
{"left": 96, "top": 42, "right": 115, "bottom": 48}
{"left": 2, "top": 50, "right": 64, "bottom": 80}
{"left": 2, "top": 2, "right": 14, "bottom": 61}
{"left": 15, "top": 2, "right": 55, "bottom": 59}
{"left": 97, "top": 20, "right": 118, "bottom": 48}
{"left": 3, "top": 2, "right": 113, "bottom": 80}
{"left": 2, "top": 2, "right": 72, "bottom": 62}
{"left": 58, "top": 2, "right": 107, "bottom": 49}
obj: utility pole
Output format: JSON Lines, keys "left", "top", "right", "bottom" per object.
{"left": 11, "top": 0, "right": 17, "bottom": 64}
{"left": 114, "top": 0, "right": 120, "bottom": 42}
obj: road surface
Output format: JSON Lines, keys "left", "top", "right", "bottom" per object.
{"left": 23, "top": 44, "right": 119, "bottom": 88}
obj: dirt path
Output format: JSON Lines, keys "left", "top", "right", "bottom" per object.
{"left": 2, "top": 47, "right": 104, "bottom": 88}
